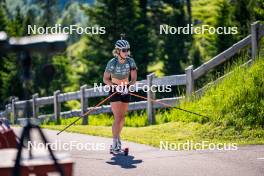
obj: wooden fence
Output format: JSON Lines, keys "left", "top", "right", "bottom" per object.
{"left": 1, "top": 21, "right": 264, "bottom": 125}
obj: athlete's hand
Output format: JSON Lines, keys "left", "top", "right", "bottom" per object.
{"left": 115, "top": 84, "right": 129, "bottom": 95}
{"left": 121, "top": 86, "right": 129, "bottom": 95}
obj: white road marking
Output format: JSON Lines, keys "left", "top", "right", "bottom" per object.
{"left": 256, "top": 158, "right": 264, "bottom": 160}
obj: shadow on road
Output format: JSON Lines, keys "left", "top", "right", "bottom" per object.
{"left": 106, "top": 154, "right": 143, "bottom": 169}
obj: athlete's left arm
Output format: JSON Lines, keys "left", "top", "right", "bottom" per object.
{"left": 129, "top": 69, "right": 137, "bottom": 85}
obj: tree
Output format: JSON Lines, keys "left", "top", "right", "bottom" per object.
{"left": 0, "top": 0, "right": 6, "bottom": 31}
{"left": 215, "top": 0, "right": 237, "bottom": 53}
{"left": 233, "top": 0, "right": 256, "bottom": 37}
{"left": 41, "top": 0, "right": 59, "bottom": 27}
{"left": 186, "top": 0, "right": 192, "bottom": 24}
{"left": 189, "top": 41, "right": 202, "bottom": 68}
{"left": 6, "top": 7, "right": 24, "bottom": 36}
{"left": 82, "top": 0, "right": 155, "bottom": 83}
{"left": 254, "top": 0, "right": 264, "bottom": 21}
{"left": 150, "top": 0, "right": 191, "bottom": 75}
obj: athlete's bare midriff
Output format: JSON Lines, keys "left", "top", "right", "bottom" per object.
{"left": 111, "top": 77, "right": 129, "bottom": 85}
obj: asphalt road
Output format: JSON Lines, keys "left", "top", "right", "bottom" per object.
{"left": 13, "top": 127, "right": 264, "bottom": 176}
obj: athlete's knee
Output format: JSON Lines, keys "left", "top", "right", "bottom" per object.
{"left": 113, "top": 114, "right": 121, "bottom": 121}
{"left": 120, "top": 117, "right": 125, "bottom": 123}
{"left": 117, "top": 116, "right": 125, "bottom": 123}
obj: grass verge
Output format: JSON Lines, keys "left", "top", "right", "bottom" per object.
{"left": 42, "top": 122, "right": 264, "bottom": 149}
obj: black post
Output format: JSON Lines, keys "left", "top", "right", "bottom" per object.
{"left": 20, "top": 51, "right": 32, "bottom": 119}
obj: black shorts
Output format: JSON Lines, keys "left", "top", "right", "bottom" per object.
{"left": 109, "top": 91, "right": 131, "bottom": 103}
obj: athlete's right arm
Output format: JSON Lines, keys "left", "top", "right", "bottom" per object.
{"left": 103, "top": 71, "right": 114, "bottom": 86}
{"left": 104, "top": 60, "right": 115, "bottom": 86}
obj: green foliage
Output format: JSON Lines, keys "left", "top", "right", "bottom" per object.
{"left": 255, "top": 0, "right": 264, "bottom": 21}
{"left": 81, "top": 0, "right": 156, "bottom": 81}
{"left": 0, "top": 54, "right": 23, "bottom": 105}
{"left": 233, "top": 0, "right": 256, "bottom": 37}
{"left": 150, "top": 1, "right": 191, "bottom": 74}
{"left": 215, "top": 0, "right": 237, "bottom": 53}
{"left": 50, "top": 54, "right": 71, "bottom": 92}
{"left": 188, "top": 41, "right": 203, "bottom": 68}
{"left": 40, "top": 0, "right": 59, "bottom": 26}
{"left": 6, "top": 7, "right": 24, "bottom": 36}
{"left": 191, "top": 0, "right": 220, "bottom": 60}
{"left": 58, "top": 2, "right": 89, "bottom": 43}
{"left": 0, "top": 0, "right": 7, "bottom": 31}
{"left": 190, "top": 0, "right": 260, "bottom": 61}
{"left": 43, "top": 110, "right": 148, "bottom": 127}
{"left": 162, "top": 58, "right": 264, "bottom": 130}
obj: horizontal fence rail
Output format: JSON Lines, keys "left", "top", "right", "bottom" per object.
{"left": 1, "top": 21, "right": 264, "bottom": 125}
{"left": 193, "top": 35, "right": 251, "bottom": 80}
{"left": 19, "top": 96, "right": 183, "bottom": 124}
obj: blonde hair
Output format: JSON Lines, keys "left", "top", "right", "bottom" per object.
{"left": 112, "top": 48, "right": 131, "bottom": 58}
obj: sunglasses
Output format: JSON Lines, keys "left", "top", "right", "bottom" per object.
{"left": 121, "top": 48, "right": 130, "bottom": 53}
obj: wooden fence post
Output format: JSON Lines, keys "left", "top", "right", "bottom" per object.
{"left": 32, "top": 93, "right": 39, "bottom": 119}
{"left": 11, "top": 98, "right": 18, "bottom": 124}
{"left": 5, "top": 104, "right": 11, "bottom": 121}
{"left": 80, "top": 84, "right": 88, "bottom": 125}
{"left": 185, "top": 65, "right": 194, "bottom": 96}
{"left": 147, "top": 73, "right": 156, "bottom": 124}
{"left": 54, "top": 90, "right": 61, "bottom": 124}
{"left": 4, "top": 105, "right": 8, "bottom": 119}
{"left": 251, "top": 21, "right": 260, "bottom": 60}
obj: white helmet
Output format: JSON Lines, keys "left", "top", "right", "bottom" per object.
{"left": 115, "top": 39, "right": 130, "bottom": 49}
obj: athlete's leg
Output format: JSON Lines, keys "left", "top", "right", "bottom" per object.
{"left": 111, "top": 101, "right": 123, "bottom": 149}
{"left": 117, "top": 102, "right": 128, "bottom": 138}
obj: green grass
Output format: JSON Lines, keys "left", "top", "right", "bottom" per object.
{"left": 43, "top": 57, "right": 264, "bottom": 148}
{"left": 43, "top": 110, "right": 149, "bottom": 127}
{"left": 43, "top": 122, "right": 264, "bottom": 149}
